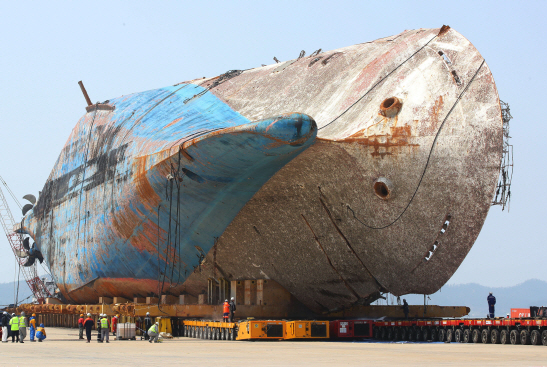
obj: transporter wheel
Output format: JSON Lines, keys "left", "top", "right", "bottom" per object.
{"left": 393, "top": 328, "right": 400, "bottom": 341}
{"left": 422, "top": 328, "right": 429, "bottom": 341}
{"left": 510, "top": 329, "right": 520, "bottom": 345}
{"left": 224, "top": 328, "right": 229, "bottom": 340}
{"left": 214, "top": 328, "right": 220, "bottom": 340}
{"left": 542, "top": 330, "right": 547, "bottom": 346}
{"left": 481, "top": 329, "right": 491, "bottom": 344}
{"left": 387, "top": 328, "right": 394, "bottom": 341}
{"left": 520, "top": 330, "right": 531, "bottom": 345}
{"left": 430, "top": 328, "right": 438, "bottom": 342}
{"left": 191, "top": 326, "right": 196, "bottom": 338}
{"left": 409, "top": 329, "right": 417, "bottom": 341}
{"left": 373, "top": 327, "right": 379, "bottom": 340}
{"left": 531, "top": 330, "right": 540, "bottom": 345}
{"left": 438, "top": 329, "right": 446, "bottom": 342}
{"left": 454, "top": 329, "right": 462, "bottom": 343}
{"left": 472, "top": 329, "right": 480, "bottom": 343}
{"left": 463, "top": 329, "right": 471, "bottom": 343}
{"left": 491, "top": 329, "right": 500, "bottom": 344}
{"left": 380, "top": 328, "right": 387, "bottom": 340}
{"left": 228, "top": 328, "right": 234, "bottom": 340}
{"left": 400, "top": 328, "right": 408, "bottom": 341}
{"left": 416, "top": 329, "right": 423, "bottom": 341}
{"left": 199, "top": 326, "right": 204, "bottom": 339}
{"left": 500, "top": 330, "right": 508, "bottom": 344}
{"left": 446, "top": 329, "right": 453, "bottom": 343}
{"left": 207, "top": 327, "right": 212, "bottom": 340}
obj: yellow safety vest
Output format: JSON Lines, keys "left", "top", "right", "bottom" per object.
{"left": 10, "top": 317, "right": 19, "bottom": 331}
{"left": 18, "top": 317, "right": 26, "bottom": 328}
{"left": 148, "top": 324, "right": 158, "bottom": 334}
{"left": 100, "top": 318, "right": 108, "bottom": 329}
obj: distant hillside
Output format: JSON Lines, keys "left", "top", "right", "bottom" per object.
{"left": 0, "top": 281, "right": 33, "bottom": 306}
{"left": 402, "top": 279, "right": 547, "bottom": 318}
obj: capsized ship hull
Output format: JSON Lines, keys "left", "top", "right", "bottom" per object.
{"left": 23, "top": 26, "right": 502, "bottom": 313}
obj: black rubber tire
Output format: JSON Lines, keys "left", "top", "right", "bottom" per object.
{"left": 422, "top": 328, "right": 429, "bottom": 341}
{"left": 510, "top": 329, "right": 520, "bottom": 345}
{"left": 393, "top": 328, "right": 400, "bottom": 341}
{"left": 214, "top": 328, "right": 219, "bottom": 340}
{"left": 463, "top": 329, "right": 471, "bottom": 343}
{"left": 192, "top": 326, "right": 196, "bottom": 338}
{"left": 415, "top": 329, "right": 423, "bottom": 341}
{"left": 228, "top": 328, "right": 234, "bottom": 341}
{"left": 400, "top": 328, "right": 408, "bottom": 341}
{"left": 380, "top": 328, "right": 386, "bottom": 340}
{"left": 446, "top": 329, "right": 453, "bottom": 343}
{"left": 430, "top": 328, "right": 437, "bottom": 342}
{"left": 438, "top": 329, "right": 446, "bottom": 342}
{"left": 531, "top": 330, "right": 540, "bottom": 346}
{"left": 223, "top": 328, "right": 228, "bottom": 340}
{"left": 200, "top": 326, "right": 205, "bottom": 339}
{"left": 387, "top": 328, "right": 394, "bottom": 341}
{"left": 454, "top": 329, "right": 462, "bottom": 343}
{"left": 520, "top": 330, "right": 530, "bottom": 345}
{"left": 542, "top": 330, "right": 547, "bottom": 346}
{"left": 491, "top": 329, "right": 500, "bottom": 344}
{"left": 373, "top": 327, "right": 379, "bottom": 340}
{"left": 500, "top": 329, "right": 508, "bottom": 344}
{"left": 481, "top": 329, "right": 490, "bottom": 344}
{"left": 472, "top": 329, "right": 480, "bottom": 343}
{"left": 409, "top": 329, "right": 417, "bottom": 341}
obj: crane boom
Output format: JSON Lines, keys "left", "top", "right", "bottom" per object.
{"left": 0, "top": 176, "right": 51, "bottom": 304}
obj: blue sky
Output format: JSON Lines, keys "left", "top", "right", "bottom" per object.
{"left": 0, "top": 1, "right": 543, "bottom": 292}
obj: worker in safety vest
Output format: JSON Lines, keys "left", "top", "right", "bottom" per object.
{"left": 78, "top": 314, "right": 84, "bottom": 339}
{"left": 29, "top": 313, "right": 36, "bottom": 342}
{"left": 148, "top": 321, "right": 160, "bottom": 343}
{"left": 487, "top": 292, "right": 496, "bottom": 318}
{"left": 18, "top": 311, "right": 27, "bottom": 343}
{"left": 2, "top": 311, "right": 10, "bottom": 343}
{"left": 83, "top": 313, "right": 94, "bottom": 343}
{"left": 9, "top": 313, "right": 19, "bottom": 343}
{"left": 35, "top": 323, "right": 46, "bottom": 342}
{"left": 223, "top": 299, "right": 230, "bottom": 322}
{"left": 111, "top": 314, "right": 118, "bottom": 336}
{"left": 100, "top": 314, "right": 110, "bottom": 343}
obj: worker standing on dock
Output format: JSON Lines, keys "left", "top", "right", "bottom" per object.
{"left": 78, "top": 314, "right": 84, "bottom": 339}
{"left": 402, "top": 299, "right": 409, "bottom": 319}
{"left": 18, "top": 312, "right": 27, "bottom": 343}
{"left": 35, "top": 323, "right": 46, "bottom": 342}
{"left": 487, "top": 292, "right": 496, "bottom": 318}
{"left": 144, "top": 312, "right": 152, "bottom": 340}
{"left": 100, "top": 315, "right": 110, "bottom": 343}
{"left": 223, "top": 299, "right": 230, "bottom": 322}
{"left": 229, "top": 297, "right": 236, "bottom": 322}
{"left": 97, "top": 314, "right": 103, "bottom": 342}
{"left": 112, "top": 314, "right": 118, "bottom": 337}
{"left": 83, "top": 313, "right": 94, "bottom": 343}
{"left": 29, "top": 313, "right": 36, "bottom": 342}
{"left": 9, "top": 313, "right": 19, "bottom": 343}
{"left": 2, "top": 311, "right": 10, "bottom": 343}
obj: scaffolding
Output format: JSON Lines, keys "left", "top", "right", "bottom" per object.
{"left": 492, "top": 100, "right": 513, "bottom": 211}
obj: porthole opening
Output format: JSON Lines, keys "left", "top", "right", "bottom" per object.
{"left": 374, "top": 181, "right": 390, "bottom": 199}
{"left": 379, "top": 96, "right": 402, "bottom": 118}
{"left": 382, "top": 97, "right": 395, "bottom": 109}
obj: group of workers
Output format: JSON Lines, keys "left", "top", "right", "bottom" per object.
{"left": 78, "top": 313, "right": 119, "bottom": 343}
{"left": 222, "top": 297, "right": 237, "bottom": 322}
{"left": 1, "top": 311, "right": 46, "bottom": 343}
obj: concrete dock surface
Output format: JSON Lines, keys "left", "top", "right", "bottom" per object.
{"left": 1, "top": 328, "right": 547, "bottom": 366}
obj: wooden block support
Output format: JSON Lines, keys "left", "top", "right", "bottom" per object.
{"left": 99, "top": 297, "right": 113, "bottom": 304}
{"left": 180, "top": 294, "right": 197, "bottom": 305}
{"left": 198, "top": 294, "right": 205, "bottom": 305}
{"left": 113, "top": 297, "right": 131, "bottom": 304}
{"left": 161, "top": 295, "right": 177, "bottom": 305}
{"left": 146, "top": 297, "right": 159, "bottom": 305}
{"left": 133, "top": 297, "right": 146, "bottom": 303}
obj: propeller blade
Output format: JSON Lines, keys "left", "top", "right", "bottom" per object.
{"left": 23, "top": 237, "right": 30, "bottom": 251}
{"left": 23, "top": 256, "right": 35, "bottom": 267}
{"left": 23, "top": 194, "right": 36, "bottom": 205}
{"left": 15, "top": 250, "right": 28, "bottom": 258}
{"left": 36, "top": 251, "right": 44, "bottom": 264}
{"left": 22, "top": 204, "right": 33, "bottom": 216}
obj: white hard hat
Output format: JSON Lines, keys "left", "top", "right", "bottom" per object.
{"left": 87, "top": 313, "right": 91, "bottom": 316}
{"left": 146, "top": 312, "right": 150, "bottom": 315}
{"left": 225, "top": 299, "right": 228, "bottom": 302}
{"left": 231, "top": 297, "right": 234, "bottom": 300}
{"left": 155, "top": 321, "right": 159, "bottom": 325}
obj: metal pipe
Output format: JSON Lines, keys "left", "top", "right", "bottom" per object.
{"left": 78, "top": 81, "right": 93, "bottom": 106}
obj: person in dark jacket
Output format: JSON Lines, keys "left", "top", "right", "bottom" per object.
{"left": 83, "top": 313, "right": 94, "bottom": 343}
{"left": 1, "top": 311, "right": 10, "bottom": 343}
{"left": 144, "top": 312, "right": 152, "bottom": 340}
{"left": 229, "top": 297, "right": 236, "bottom": 322}
{"left": 487, "top": 292, "right": 496, "bottom": 318}
{"left": 402, "top": 299, "right": 409, "bottom": 319}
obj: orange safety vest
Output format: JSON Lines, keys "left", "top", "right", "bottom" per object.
{"left": 223, "top": 302, "right": 230, "bottom": 314}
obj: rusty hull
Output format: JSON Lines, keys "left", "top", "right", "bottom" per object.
{"left": 21, "top": 26, "right": 502, "bottom": 316}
